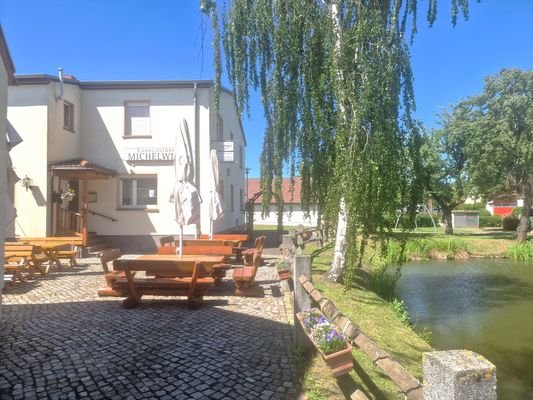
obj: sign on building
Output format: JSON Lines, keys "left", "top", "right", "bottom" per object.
{"left": 125, "top": 147, "right": 175, "bottom": 162}
{"left": 213, "top": 141, "right": 235, "bottom": 162}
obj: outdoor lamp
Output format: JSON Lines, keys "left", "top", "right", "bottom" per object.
{"left": 21, "top": 175, "right": 33, "bottom": 191}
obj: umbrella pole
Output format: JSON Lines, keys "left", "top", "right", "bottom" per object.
{"left": 179, "top": 225, "right": 183, "bottom": 258}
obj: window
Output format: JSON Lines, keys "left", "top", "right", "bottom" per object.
{"left": 230, "top": 184, "right": 234, "bottom": 212}
{"left": 216, "top": 114, "right": 223, "bottom": 141}
{"left": 125, "top": 101, "right": 151, "bottom": 137}
{"left": 120, "top": 177, "right": 157, "bottom": 208}
{"left": 64, "top": 101, "right": 74, "bottom": 131}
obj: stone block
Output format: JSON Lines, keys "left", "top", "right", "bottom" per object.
{"left": 423, "top": 350, "right": 496, "bottom": 400}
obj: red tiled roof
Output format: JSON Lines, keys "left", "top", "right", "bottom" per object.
{"left": 247, "top": 178, "right": 303, "bottom": 204}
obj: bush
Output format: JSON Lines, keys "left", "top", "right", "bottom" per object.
{"left": 506, "top": 241, "right": 533, "bottom": 260}
{"left": 479, "top": 215, "right": 502, "bottom": 227}
{"left": 456, "top": 203, "right": 486, "bottom": 211}
{"left": 416, "top": 214, "right": 439, "bottom": 227}
{"left": 502, "top": 214, "right": 520, "bottom": 231}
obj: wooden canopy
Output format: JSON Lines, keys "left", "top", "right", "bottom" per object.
{"left": 49, "top": 159, "right": 117, "bottom": 180}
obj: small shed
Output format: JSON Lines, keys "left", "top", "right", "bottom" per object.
{"left": 452, "top": 210, "right": 479, "bottom": 228}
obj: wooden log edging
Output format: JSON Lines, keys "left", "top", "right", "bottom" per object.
{"left": 298, "top": 274, "right": 424, "bottom": 400}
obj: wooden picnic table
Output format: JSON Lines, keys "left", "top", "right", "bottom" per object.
{"left": 17, "top": 237, "right": 82, "bottom": 269}
{"left": 112, "top": 256, "right": 219, "bottom": 308}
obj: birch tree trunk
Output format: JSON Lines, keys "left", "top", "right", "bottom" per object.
{"left": 326, "top": 0, "right": 349, "bottom": 282}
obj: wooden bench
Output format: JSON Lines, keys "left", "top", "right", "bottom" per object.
{"left": 96, "top": 248, "right": 132, "bottom": 297}
{"left": 4, "top": 243, "right": 50, "bottom": 276}
{"left": 233, "top": 250, "right": 262, "bottom": 296}
{"left": 157, "top": 246, "right": 233, "bottom": 285}
{"left": 199, "top": 234, "right": 250, "bottom": 261}
{"left": 111, "top": 259, "right": 215, "bottom": 309}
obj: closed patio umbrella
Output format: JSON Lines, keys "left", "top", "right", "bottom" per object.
{"left": 208, "top": 149, "right": 224, "bottom": 239}
{"left": 170, "top": 118, "right": 202, "bottom": 256}
{"left": 4, "top": 121, "right": 22, "bottom": 227}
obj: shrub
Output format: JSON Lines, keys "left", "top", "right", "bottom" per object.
{"left": 506, "top": 241, "right": 533, "bottom": 260}
{"left": 502, "top": 214, "right": 520, "bottom": 231}
{"left": 479, "top": 215, "right": 501, "bottom": 227}
{"left": 390, "top": 298, "right": 411, "bottom": 326}
{"left": 415, "top": 214, "right": 439, "bottom": 227}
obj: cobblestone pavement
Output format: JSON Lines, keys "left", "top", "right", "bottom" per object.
{"left": 0, "top": 257, "right": 299, "bottom": 400}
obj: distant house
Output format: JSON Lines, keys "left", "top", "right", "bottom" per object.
{"left": 486, "top": 195, "right": 523, "bottom": 216}
{"left": 1, "top": 24, "right": 16, "bottom": 309}
{"left": 247, "top": 177, "right": 318, "bottom": 227}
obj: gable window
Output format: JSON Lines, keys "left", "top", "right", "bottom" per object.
{"left": 216, "top": 114, "right": 224, "bottom": 141}
{"left": 120, "top": 176, "right": 157, "bottom": 208}
{"left": 125, "top": 101, "right": 151, "bottom": 137}
{"left": 64, "top": 101, "right": 74, "bottom": 132}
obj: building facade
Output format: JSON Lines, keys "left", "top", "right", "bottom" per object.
{"left": 247, "top": 178, "right": 318, "bottom": 227}
{"left": 8, "top": 76, "right": 246, "bottom": 251}
{"left": 1, "top": 25, "right": 16, "bottom": 311}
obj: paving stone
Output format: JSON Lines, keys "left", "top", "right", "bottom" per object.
{"left": 0, "top": 256, "right": 299, "bottom": 399}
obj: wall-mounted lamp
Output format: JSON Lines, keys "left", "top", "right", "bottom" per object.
{"left": 21, "top": 175, "right": 33, "bottom": 191}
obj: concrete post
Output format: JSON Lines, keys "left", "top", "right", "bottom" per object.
{"left": 293, "top": 255, "right": 312, "bottom": 347}
{"left": 281, "top": 234, "right": 295, "bottom": 258}
{"left": 423, "top": 350, "right": 497, "bottom": 400}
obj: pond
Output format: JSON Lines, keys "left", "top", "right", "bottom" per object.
{"left": 396, "top": 259, "right": 533, "bottom": 400}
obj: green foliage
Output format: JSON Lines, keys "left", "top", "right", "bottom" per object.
{"left": 502, "top": 214, "right": 520, "bottom": 231}
{"left": 456, "top": 203, "right": 486, "bottom": 211}
{"left": 205, "top": 0, "right": 472, "bottom": 286}
{"left": 417, "top": 327, "right": 433, "bottom": 345}
{"left": 458, "top": 69, "right": 533, "bottom": 241}
{"left": 274, "top": 257, "right": 291, "bottom": 271}
{"left": 390, "top": 298, "right": 411, "bottom": 326}
{"left": 479, "top": 215, "right": 502, "bottom": 227}
{"left": 505, "top": 241, "right": 533, "bottom": 260}
{"left": 366, "top": 267, "right": 400, "bottom": 302}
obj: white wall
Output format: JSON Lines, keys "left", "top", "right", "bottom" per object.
{"left": 0, "top": 52, "right": 8, "bottom": 298}
{"left": 8, "top": 85, "right": 50, "bottom": 237}
{"left": 253, "top": 204, "right": 318, "bottom": 227}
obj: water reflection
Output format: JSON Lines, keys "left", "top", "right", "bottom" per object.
{"left": 396, "top": 259, "right": 533, "bottom": 400}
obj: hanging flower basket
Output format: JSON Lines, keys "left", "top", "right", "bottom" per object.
{"left": 297, "top": 308, "right": 353, "bottom": 377}
{"left": 60, "top": 188, "right": 76, "bottom": 202}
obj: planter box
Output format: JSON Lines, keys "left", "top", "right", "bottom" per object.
{"left": 277, "top": 269, "right": 290, "bottom": 281}
{"left": 297, "top": 309, "right": 353, "bottom": 377}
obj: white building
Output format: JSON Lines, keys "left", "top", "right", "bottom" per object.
{"left": 248, "top": 178, "right": 318, "bottom": 227}
{"left": 1, "top": 25, "right": 16, "bottom": 312}
{"left": 8, "top": 75, "right": 246, "bottom": 252}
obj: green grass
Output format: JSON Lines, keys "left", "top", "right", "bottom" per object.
{"left": 298, "top": 247, "right": 432, "bottom": 399}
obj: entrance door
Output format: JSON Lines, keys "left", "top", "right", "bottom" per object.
{"left": 68, "top": 180, "right": 80, "bottom": 213}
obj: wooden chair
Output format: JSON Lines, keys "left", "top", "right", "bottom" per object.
{"left": 243, "top": 236, "right": 266, "bottom": 266}
{"left": 111, "top": 259, "right": 215, "bottom": 309}
{"left": 97, "top": 248, "right": 131, "bottom": 297}
{"left": 233, "top": 251, "right": 262, "bottom": 296}
{"left": 159, "top": 236, "right": 175, "bottom": 247}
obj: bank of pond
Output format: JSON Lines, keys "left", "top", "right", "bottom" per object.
{"left": 396, "top": 258, "right": 533, "bottom": 400}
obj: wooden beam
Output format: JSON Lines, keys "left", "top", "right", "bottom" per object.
{"left": 82, "top": 178, "right": 89, "bottom": 246}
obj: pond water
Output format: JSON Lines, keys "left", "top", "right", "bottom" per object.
{"left": 395, "top": 259, "right": 533, "bottom": 400}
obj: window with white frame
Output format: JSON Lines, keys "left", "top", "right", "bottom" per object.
{"left": 64, "top": 101, "right": 74, "bottom": 131}
{"left": 120, "top": 176, "right": 157, "bottom": 207}
{"left": 125, "top": 101, "right": 151, "bottom": 136}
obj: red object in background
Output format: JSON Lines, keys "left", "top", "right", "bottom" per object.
{"left": 493, "top": 207, "right": 514, "bottom": 216}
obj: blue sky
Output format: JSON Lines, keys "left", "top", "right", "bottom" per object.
{"left": 1, "top": 1, "right": 532, "bottom": 177}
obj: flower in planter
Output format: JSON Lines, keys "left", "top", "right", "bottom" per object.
{"left": 274, "top": 257, "right": 291, "bottom": 271}
{"left": 300, "top": 308, "right": 348, "bottom": 355}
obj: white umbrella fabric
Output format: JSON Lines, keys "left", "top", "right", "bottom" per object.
{"left": 208, "top": 149, "right": 224, "bottom": 239}
{"left": 169, "top": 119, "right": 202, "bottom": 256}
{"left": 4, "top": 121, "right": 22, "bottom": 227}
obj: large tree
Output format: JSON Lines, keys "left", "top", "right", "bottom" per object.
{"left": 202, "top": 0, "right": 472, "bottom": 285}
{"left": 461, "top": 69, "right": 533, "bottom": 241}
{"left": 422, "top": 108, "right": 470, "bottom": 235}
